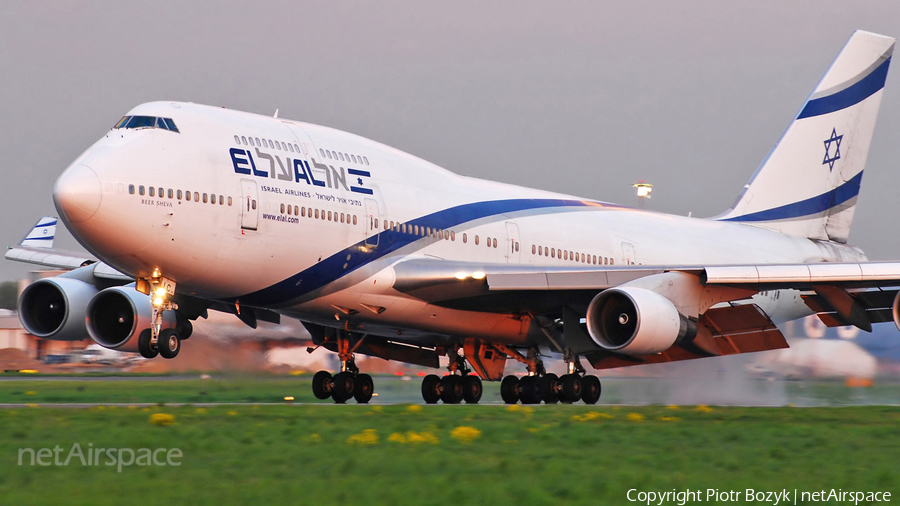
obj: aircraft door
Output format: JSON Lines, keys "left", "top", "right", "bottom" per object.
{"left": 241, "top": 179, "right": 259, "bottom": 231}
{"left": 505, "top": 222, "right": 521, "bottom": 263}
{"left": 365, "top": 198, "right": 380, "bottom": 247}
{"left": 621, "top": 242, "right": 636, "bottom": 265}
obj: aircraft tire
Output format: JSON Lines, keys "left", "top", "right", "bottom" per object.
{"left": 539, "top": 373, "right": 559, "bottom": 404}
{"left": 519, "top": 376, "right": 542, "bottom": 404}
{"left": 463, "top": 375, "right": 483, "bottom": 404}
{"left": 354, "top": 374, "right": 374, "bottom": 404}
{"left": 582, "top": 375, "right": 601, "bottom": 404}
{"left": 421, "top": 374, "right": 442, "bottom": 404}
{"left": 440, "top": 375, "right": 464, "bottom": 404}
{"left": 500, "top": 375, "right": 519, "bottom": 404}
{"left": 158, "top": 329, "right": 180, "bottom": 359}
{"left": 559, "top": 374, "right": 582, "bottom": 403}
{"left": 137, "top": 329, "right": 158, "bottom": 359}
{"left": 331, "top": 372, "right": 355, "bottom": 404}
{"left": 312, "top": 371, "right": 333, "bottom": 400}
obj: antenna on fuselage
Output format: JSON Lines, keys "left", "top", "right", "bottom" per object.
{"left": 273, "top": 109, "right": 279, "bottom": 118}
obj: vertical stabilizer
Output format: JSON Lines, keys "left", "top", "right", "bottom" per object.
{"left": 719, "top": 31, "right": 893, "bottom": 243}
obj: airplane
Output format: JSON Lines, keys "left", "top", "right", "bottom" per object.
{"left": 6, "top": 30, "right": 900, "bottom": 405}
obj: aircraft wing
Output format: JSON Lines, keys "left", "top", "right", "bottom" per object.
{"left": 390, "top": 258, "right": 900, "bottom": 369}
{"left": 5, "top": 216, "right": 131, "bottom": 280}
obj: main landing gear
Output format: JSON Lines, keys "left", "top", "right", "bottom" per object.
{"left": 311, "top": 332, "right": 375, "bottom": 404}
{"left": 497, "top": 347, "right": 602, "bottom": 405}
{"left": 420, "top": 344, "right": 482, "bottom": 404}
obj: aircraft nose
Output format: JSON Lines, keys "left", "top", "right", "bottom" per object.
{"left": 53, "top": 164, "right": 102, "bottom": 224}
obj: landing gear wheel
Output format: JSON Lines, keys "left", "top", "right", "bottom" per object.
{"left": 331, "top": 372, "right": 355, "bottom": 404}
{"left": 560, "top": 374, "right": 583, "bottom": 403}
{"left": 312, "top": 371, "right": 333, "bottom": 400}
{"left": 158, "top": 329, "right": 181, "bottom": 359}
{"left": 581, "top": 375, "right": 601, "bottom": 404}
{"left": 440, "top": 375, "right": 464, "bottom": 404}
{"left": 539, "top": 373, "right": 559, "bottom": 404}
{"left": 421, "top": 374, "right": 442, "bottom": 404}
{"left": 519, "top": 376, "right": 541, "bottom": 404}
{"left": 463, "top": 375, "right": 483, "bottom": 404}
{"left": 178, "top": 319, "right": 192, "bottom": 340}
{"left": 500, "top": 375, "right": 520, "bottom": 404}
{"left": 353, "top": 373, "right": 374, "bottom": 404}
{"left": 138, "top": 329, "right": 158, "bottom": 359}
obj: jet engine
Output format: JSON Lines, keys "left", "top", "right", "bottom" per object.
{"left": 18, "top": 277, "right": 97, "bottom": 341}
{"left": 585, "top": 286, "right": 696, "bottom": 354}
{"left": 86, "top": 286, "right": 174, "bottom": 352}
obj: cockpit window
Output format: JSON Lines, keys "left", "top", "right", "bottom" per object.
{"left": 113, "top": 115, "right": 180, "bottom": 133}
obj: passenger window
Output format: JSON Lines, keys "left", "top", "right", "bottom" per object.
{"left": 351, "top": 155, "right": 357, "bottom": 163}
{"left": 252, "top": 200, "right": 257, "bottom": 210}
{"left": 294, "top": 206, "right": 298, "bottom": 215}
{"left": 288, "top": 144, "right": 295, "bottom": 153}
{"left": 149, "top": 187, "right": 155, "bottom": 197}
{"left": 532, "top": 245, "right": 536, "bottom": 254}
{"left": 301, "top": 207, "right": 306, "bottom": 217}
{"left": 128, "top": 184, "right": 135, "bottom": 195}
{"left": 451, "top": 231, "right": 456, "bottom": 241}
{"left": 363, "top": 156, "right": 369, "bottom": 165}
{"left": 228, "top": 197, "right": 233, "bottom": 206}
{"left": 294, "top": 144, "right": 300, "bottom": 152}
{"left": 158, "top": 187, "right": 163, "bottom": 197}
{"left": 194, "top": 192, "right": 199, "bottom": 202}
{"left": 177, "top": 190, "right": 182, "bottom": 200}
{"left": 493, "top": 238, "right": 498, "bottom": 248}
{"left": 426, "top": 227, "right": 431, "bottom": 236}
{"left": 551, "top": 248, "right": 556, "bottom": 258}
{"left": 486, "top": 236, "right": 490, "bottom": 247}
{"left": 314, "top": 209, "right": 319, "bottom": 219}
{"left": 281, "top": 204, "right": 285, "bottom": 214}
{"left": 319, "top": 149, "right": 325, "bottom": 157}
{"left": 269, "top": 140, "right": 275, "bottom": 149}
{"left": 203, "top": 193, "right": 208, "bottom": 203}
{"left": 475, "top": 235, "right": 480, "bottom": 245}
{"left": 167, "top": 189, "right": 173, "bottom": 199}
{"left": 185, "top": 191, "right": 191, "bottom": 201}
{"left": 610, "top": 258, "right": 614, "bottom": 265}
{"left": 352, "top": 215, "right": 357, "bottom": 225}
{"left": 220, "top": 196, "right": 225, "bottom": 205}
{"left": 462, "top": 233, "right": 467, "bottom": 243}
{"left": 211, "top": 194, "right": 217, "bottom": 205}
{"left": 253, "top": 137, "right": 259, "bottom": 146}
{"left": 234, "top": 135, "right": 240, "bottom": 144}
{"left": 339, "top": 152, "right": 345, "bottom": 161}
{"left": 241, "top": 136, "right": 247, "bottom": 145}
{"left": 515, "top": 242, "right": 519, "bottom": 252}
{"left": 328, "top": 211, "right": 332, "bottom": 221}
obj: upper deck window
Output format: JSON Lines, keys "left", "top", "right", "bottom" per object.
{"left": 113, "top": 116, "right": 180, "bottom": 133}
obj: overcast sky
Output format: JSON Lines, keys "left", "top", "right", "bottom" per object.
{"left": 2, "top": 1, "right": 899, "bottom": 281}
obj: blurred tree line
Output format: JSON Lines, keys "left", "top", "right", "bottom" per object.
{"left": 0, "top": 281, "right": 17, "bottom": 310}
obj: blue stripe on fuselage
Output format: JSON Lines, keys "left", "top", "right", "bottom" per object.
{"left": 720, "top": 171, "right": 863, "bottom": 223}
{"left": 234, "top": 198, "right": 610, "bottom": 306}
{"left": 797, "top": 58, "right": 890, "bottom": 119}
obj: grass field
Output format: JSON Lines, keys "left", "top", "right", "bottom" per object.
{"left": 0, "top": 378, "right": 898, "bottom": 505}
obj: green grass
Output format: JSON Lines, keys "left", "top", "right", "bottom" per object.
{"left": 1, "top": 403, "right": 898, "bottom": 505}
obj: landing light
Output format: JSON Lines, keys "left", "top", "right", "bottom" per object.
{"left": 155, "top": 287, "right": 167, "bottom": 297}
{"left": 455, "top": 272, "right": 467, "bottom": 280}
{"left": 472, "top": 271, "right": 485, "bottom": 280}
{"left": 153, "top": 297, "right": 164, "bottom": 306}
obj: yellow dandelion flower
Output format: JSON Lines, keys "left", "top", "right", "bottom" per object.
{"left": 149, "top": 413, "right": 175, "bottom": 426}
{"left": 195, "top": 408, "right": 208, "bottom": 414}
{"left": 388, "top": 432, "right": 407, "bottom": 443}
{"left": 658, "top": 416, "right": 681, "bottom": 422}
{"left": 666, "top": 405, "right": 679, "bottom": 410}
{"left": 346, "top": 429, "right": 379, "bottom": 445}
{"left": 228, "top": 410, "right": 239, "bottom": 416}
{"left": 304, "top": 433, "right": 321, "bottom": 443}
{"left": 696, "top": 405, "right": 713, "bottom": 413}
{"left": 450, "top": 426, "right": 481, "bottom": 444}
{"left": 406, "top": 405, "right": 422, "bottom": 413}
{"left": 25, "top": 391, "right": 36, "bottom": 396}
{"left": 626, "top": 412, "right": 645, "bottom": 422}
{"left": 506, "top": 405, "right": 521, "bottom": 412}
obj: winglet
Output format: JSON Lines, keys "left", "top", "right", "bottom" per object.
{"left": 19, "top": 217, "right": 57, "bottom": 249}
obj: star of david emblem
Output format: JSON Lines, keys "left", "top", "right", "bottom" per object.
{"left": 823, "top": 128, "right": 843, "bottom": 171}
{"left": 357, "top": 177, "right": 364, "bottom": 185}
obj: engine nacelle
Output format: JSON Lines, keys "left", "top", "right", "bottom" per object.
{"left": 18, "top": 277, "right": 97, "bottom": 341}
{"left": 893, "top": 291, "right": 900, "bottom": 333}
{"left": 86, "top": 286, "right": 174, "bottom": 352}
{"left": 585, "top": 286, "right": 696, "bottom": 354}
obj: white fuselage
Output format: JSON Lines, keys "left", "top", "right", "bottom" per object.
{"left": 57, "top": 102, "right": 865, "bottom": 345}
